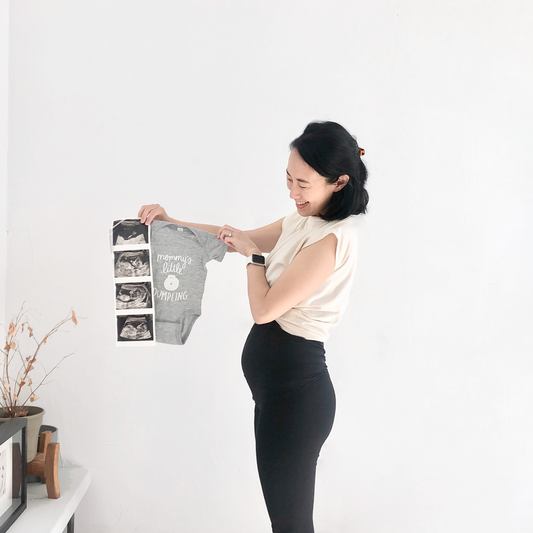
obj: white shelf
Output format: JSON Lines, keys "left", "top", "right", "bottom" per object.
{"left": 9, "top": 467, "right": 91, "bottom": 533}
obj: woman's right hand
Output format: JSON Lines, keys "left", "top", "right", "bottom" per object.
{"left": 138, "top": 204, "right": 170, "bottom": 225}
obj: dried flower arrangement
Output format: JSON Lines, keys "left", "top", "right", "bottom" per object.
{"left": 1, "top": 306, "right": 78, "bottom": 417}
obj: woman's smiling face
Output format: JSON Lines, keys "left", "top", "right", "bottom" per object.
{"left": 286, "top": 148, "right": 347, "bottom": 217}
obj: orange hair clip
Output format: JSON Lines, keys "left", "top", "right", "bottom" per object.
{"left": 359, "top": 148, "right": 365, "bottom": 157}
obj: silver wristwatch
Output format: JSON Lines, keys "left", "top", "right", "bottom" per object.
{"left": 247, "top": 253, "right": 265, "bottom": 267}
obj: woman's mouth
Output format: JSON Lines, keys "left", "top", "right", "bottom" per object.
{"left": 296, "top": 201, "right": 309, "bottom": 209}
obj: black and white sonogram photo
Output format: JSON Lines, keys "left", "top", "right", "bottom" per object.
{"left": 117, "top": 314, "right": 154, "bottom": 342}
{"left": 113, "top": 219, "right": 149, "bottom": 246}
{"left": 116, "top": 282, "right": 152, "bottom": 310}
{"left": 114, "top": 250, "right": 151, "bottom": 278}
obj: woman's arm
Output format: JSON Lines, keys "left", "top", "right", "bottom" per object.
{"left": 138, "top": 204, "right": 283, "bottom": 254}
{"left": 239, "top": 219, "right": 283, "bottom": 254}
{"left": 219, "top": 228, "right": 337, "bottom": 324}
{"left": 138, "top": 204, "right": 222, "bottom": 235}
{"left": 247, "top": 235, "right": 337, "bottom": 324}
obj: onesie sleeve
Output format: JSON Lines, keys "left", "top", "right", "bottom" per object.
{"left": 204, "top": 231, "right": 228, "bottom": 262}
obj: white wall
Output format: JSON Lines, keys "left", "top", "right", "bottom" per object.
{"left": 6, "top": 1, "right": 533, "bottom": 532}
{"left": 0, "top": 1, "right": 8, "bottom": 328}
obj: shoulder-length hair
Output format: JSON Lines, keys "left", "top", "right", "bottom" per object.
{"left": 290, "top": 121, "right": 369, "bottom": 221}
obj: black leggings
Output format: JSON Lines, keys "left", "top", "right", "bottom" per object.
{"left": 242, "top": 321, "right": 336, "bottom": 533}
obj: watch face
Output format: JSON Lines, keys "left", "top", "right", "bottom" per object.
{"left": 252, "top": 254, "right": 265, "bottom": 265}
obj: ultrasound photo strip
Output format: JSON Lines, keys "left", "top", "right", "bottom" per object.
{"left": 112, "top": 218, "right": 157, "bottom": 345}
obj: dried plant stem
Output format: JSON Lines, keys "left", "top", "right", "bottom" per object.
{"left": 1, "top": 305, "right": 26, "bottom": 412}
{"left": 17, "top": 352, "right": 74, "bottom": 410}
{"left": 13, "top": 312, "right": 74, "bottom": 401}
{"left": 1, "top": 307, "right": 77, "bottom": 417}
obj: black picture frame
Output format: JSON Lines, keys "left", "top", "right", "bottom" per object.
{"left": 0, "top": 418, "right": 27, "bottom": 533}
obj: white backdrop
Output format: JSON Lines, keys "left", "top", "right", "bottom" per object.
{"left": 4, "top": 1, "right": 533, "bottom": 532}
{"left": 0, "top": 0, "right": 8, "bottom": 328}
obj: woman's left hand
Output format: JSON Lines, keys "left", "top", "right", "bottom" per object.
{"left": 217, "top": 225, "right": 261, "bottom": 257}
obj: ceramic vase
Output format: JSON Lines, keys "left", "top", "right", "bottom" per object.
{"left": 0, "top": 406, "right": 45, "bottom": 462}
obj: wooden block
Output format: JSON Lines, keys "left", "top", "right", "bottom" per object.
{"left": 27, "top": 431, "right": 53, "bottom": 479}
{"left": 38, "top": 431, "right": 52, "bottom": 454}
{"left": 26, "top": 453, "right": 45, "bottom": 478}
{"left": 45, "top": 442, "right": 60, "bottom": 499}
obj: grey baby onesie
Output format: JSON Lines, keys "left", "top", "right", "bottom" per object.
{"left": 150, "top": 220, "right": 227, "bottom": 345}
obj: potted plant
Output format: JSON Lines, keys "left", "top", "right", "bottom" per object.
{"left": 1, "top": 306, "right": 78, "bottom": 462}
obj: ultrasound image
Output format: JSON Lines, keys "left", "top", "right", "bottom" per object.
{"left": 117, "top": 315, "right": 154, "bottom": 342}
{"left": 114, "top": 250, "right": 151, "bottom": 278}
{"left": 113, "top": 219, "right": 149, "bottom": 245}
{"left": 116, "top": 282, "right": 152, "bottom": 310}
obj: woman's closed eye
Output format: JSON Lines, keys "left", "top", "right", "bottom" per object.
{"left": 287, "top": 176, "right": 308, "bottom": 189}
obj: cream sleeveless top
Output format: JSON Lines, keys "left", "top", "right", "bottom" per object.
{"left": 265, "top": 211, "right": 358, "bottom": 342}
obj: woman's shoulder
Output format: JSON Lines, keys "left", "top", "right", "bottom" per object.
{"left": 296, "top": 215, "right": 356, "bottom": 252}
{"left": 315, "top": 214, "right": 358, "bottom": 236}
{"left": 282, "top": 212, "right": 358, "bottom": 238}
{"left": 281, "top": 211, "right": 302, "bottom": 231}
{"left": 332, "top": 215, "right": 358, "bottom": 234}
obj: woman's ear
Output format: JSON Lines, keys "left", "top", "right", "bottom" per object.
{"left": 335, "top": 175, "right": 350, "bottom": 191}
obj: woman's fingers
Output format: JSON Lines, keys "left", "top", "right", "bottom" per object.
{"left": 217, "top": 225, "right": 227, "bottom": 240}
{"left": 138, "top": 204, "right": 155, "bottom": 223}
{"left": 217, "top": 224, "right": 237, "bottom": 241}
{"left": 138, "top": 204, "right": 165, "bottom": 225}
{"left": 218, "top": 225, "right": 242, "bottom": 253}
{"left": 218, "top": 225, "right": 259, "bottom": 256}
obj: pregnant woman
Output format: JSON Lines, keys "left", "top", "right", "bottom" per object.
{"left": 139, "top": 120, "right": 369, "bottom": 533}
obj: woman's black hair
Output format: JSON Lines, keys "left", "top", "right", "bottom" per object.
{"left": 290, "top": 121, "right": 369, "bottom": 221}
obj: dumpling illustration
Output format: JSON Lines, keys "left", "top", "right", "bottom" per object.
{"left": 164, "top": 274, "right": 180, "bottom": 291}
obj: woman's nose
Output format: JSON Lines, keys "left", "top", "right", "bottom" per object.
{"left": 288, "top": 184, "right": 300, "bottom": 199}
